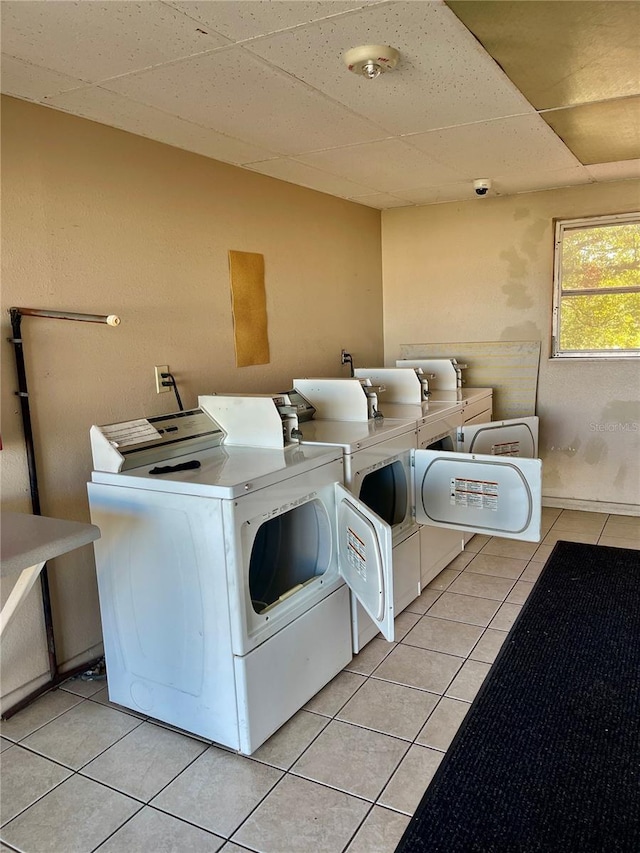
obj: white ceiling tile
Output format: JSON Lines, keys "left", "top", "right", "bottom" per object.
{"left": 162, "top": 1, "right": 377, "bottom": 41}
{"left": 393, "top": 166, "right": 594, "bottom": 204}
{"left": 243, "top": 1, "right": 534, "bottom": 135}
{"left": 295, "top": 138, "right": 462, "bottom": 192}
{"left": 0, "top": 1, "right": 230, "bottom": 82}
{"left": 391, "top": 181, "right": 478, "bottom": 205}
{"left": 0, "top": 55, "right": 86, "bottom": 101}
{"left": 1, "top": 0, "right": 633, "bottom": 210}
{"left": 102, "top": 47, "right": 388, "bottom": 155}
{"left": 348, "top": 193, "right": 413, "bottom": 209}
{"left": 404, "top": 114, "right": 581, "bottom": 179}
{"left": 585, "top": 159, "right": 640, "bottom": 182}
{"left": 45, "top": 86, "right": 278, "bottom": 165}
{"left": 493, "top": 166, "right": 593, "bottom": 195}
{"left": 246, "top": 158, "right": 375, "bottom": 197}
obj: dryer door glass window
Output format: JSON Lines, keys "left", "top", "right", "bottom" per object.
{"left": 359, "top": 460, "right": 408, "bottom": 527}
{"left": 249, "top": 499, "right": 331, "bottom": 615}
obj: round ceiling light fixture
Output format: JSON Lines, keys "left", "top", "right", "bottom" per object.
{"left": 343, "top": 44, "right": 400, "bottom": 79}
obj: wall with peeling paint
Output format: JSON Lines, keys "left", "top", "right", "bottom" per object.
{"left": 382, "top": 181, "right": 640, "bottom": 513}
{"left": 0, "top": 98, "right": 383, "bottom": 710}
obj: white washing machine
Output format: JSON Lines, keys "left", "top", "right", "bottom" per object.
{"left": 88, "top": 408, "right": 395, "bottom": 754}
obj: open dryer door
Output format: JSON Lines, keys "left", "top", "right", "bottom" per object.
{"left": 459, "top": 416, "right": 538, "bottom": 457}
{"left": 414, "top": 450, "right": 542, "bottom": 542}
{"left": 334, "top": 483, "right": 395, "bottom": 641}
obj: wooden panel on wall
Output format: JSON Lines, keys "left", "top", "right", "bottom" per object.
{"left": 228, "top": 250, "right": 270, "bottom": 368}
{"left": 400, "top": 341, "right": 541, "bottom": 419}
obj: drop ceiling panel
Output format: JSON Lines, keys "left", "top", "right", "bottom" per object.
{"left": 162, "top": 0, "right": 379, "bottom": 41}
{"left": 349, "top": 193, "right": 412, "bottom": 209}
{"left": 491, "top": 165, "right": 592, "bottom": 196}
{"left": 447, "top": 0, "right": 640, "bottom": 110}
{"left": 295, "top": 138, "right": 463, "bottom": 192}
{"left": 246, "top": 158, "right": 375, "bottom": 198}
{"left": 0, "top": 55, "right": 86, "bottom": 102}
{"left": 1, "top": 0, "right": 637, "bottom": 209}
{"left": 102, "top": 47, "right": 388, "bottom": 155}
{"left": 244, "top": 1, "right": 534, "bottom": 136}
{"left": 586, "top": 159, "right": 640, "bottom": 183}
{"left": 46, "top": 87, "right": 279, "bottom": 165}
{"left": 393, "top": 165, "right": 592, "bottom": 204}
{"left": 0, "top": 1, "right": 231, "bottom": 83}
{"left": 390, "top": 180, "right": 479, "bottom": 205}
{"left": 404, "top": 114, "right": 580, "bottom": 178}
{"left": 542, "top": 97, "right": 640, "bottom": 165}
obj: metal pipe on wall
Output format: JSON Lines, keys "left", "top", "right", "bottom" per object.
{"left": 4, "top": 306, "right": 121, "bottom": 716}
{"left": 13, "top": 308, "right": 121, "bottom": 326}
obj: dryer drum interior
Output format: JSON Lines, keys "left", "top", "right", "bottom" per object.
{"left": 358, "top": 459, "right": 408, "bottom": 527}
{"left": 425, "top": 435, "right": 456, "bottom": 452}
{"left": 249, "top": 499, "right": 332, "bottom": 614}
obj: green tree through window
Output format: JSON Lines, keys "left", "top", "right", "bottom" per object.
{"left": 553, "top": 214, "right": 640, "bottom": 358}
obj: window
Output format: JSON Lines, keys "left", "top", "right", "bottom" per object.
{"left": 552, "top": 213, "right": 640, "bottom": 358}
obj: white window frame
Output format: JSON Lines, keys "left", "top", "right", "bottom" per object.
{"left": 552, "top": 212, "right": 640, "bottom": 359}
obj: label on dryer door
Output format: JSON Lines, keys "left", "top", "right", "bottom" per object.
{"left": 346, "top": 527, "right": 367, "bottom": 579}
{"left": 491, "top": 441, "right": 520, "bottom": 457}
{"left": 450, "top": 478, "right": 499, "bottom": 511}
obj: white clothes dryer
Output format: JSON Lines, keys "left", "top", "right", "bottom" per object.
{"left": 365, "top": 401, "right": 467, "bottom": 588}
{"left": 382, "top": 401, "right": 540, "bottom": 585}
{"left": 426, "top": 387, "right": 493, "bottom": 428}
{"left": 202, "top": 387, "right": 421, "bottom": 653}
{"left": 88, "top": 408, "right": 395, "bottom": 754}
{"left": 295, "top": 416, "right": 421, "bottom": 651}
{"left": 289, "top": 381, "right": 541, "bottom": 651}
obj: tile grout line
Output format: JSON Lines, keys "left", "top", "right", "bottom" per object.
{"left": 6, "top": 512, "right": 637, "bottom": 852}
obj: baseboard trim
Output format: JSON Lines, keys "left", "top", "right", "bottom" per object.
{"left": 543, "top": 497, "right": 639, "bottom": 517}
{"left": 0, "top": 671, "right": 51, "bottom": 716}
{"left": 58, "top": 642, "right": 104, "bottom": 675}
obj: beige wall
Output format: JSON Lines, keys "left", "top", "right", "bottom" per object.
{"left": 382, "top": 181, "right": 640, "bottom": 512}
{"left": 0, "top": 96, "right": 383, "bottom": 709}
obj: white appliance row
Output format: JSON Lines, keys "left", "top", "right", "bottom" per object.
{"left": 295, "top": 374, "right": 538, "bottom": 589}
{"left": 87, "top": 373, "right": 541, "bottom": 755}
{"left": 88, "top": 409, "right": 394, "bottom": 754}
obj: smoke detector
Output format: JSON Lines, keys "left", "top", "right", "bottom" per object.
{"left": 343, "top": 45, "right": 400, "bottom": 79}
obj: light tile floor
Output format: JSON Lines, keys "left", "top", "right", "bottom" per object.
{"left": 1, "top": 509, "right": 638, "bottom": 853}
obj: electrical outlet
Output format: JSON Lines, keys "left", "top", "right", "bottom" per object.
{"left": 154, "top": 365, "right": 170, "bottom": 394}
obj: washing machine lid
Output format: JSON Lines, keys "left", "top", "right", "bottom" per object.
{"left": 91, "top": 443, "right": 343, "bottom": 498}
{"left": 298, "top": 417, "right": 415, "bottom": 452}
